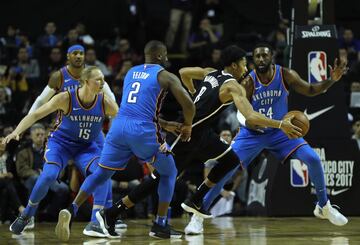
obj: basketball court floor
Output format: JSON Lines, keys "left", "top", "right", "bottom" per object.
{"left": 1, "top": 217, "right": 359, "bottom": 244}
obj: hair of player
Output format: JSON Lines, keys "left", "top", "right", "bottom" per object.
{"left": 253, "top": 42, "right": 274, "bottom": 54}
{"left": 30, "top": 123, "right": 45, "bottom": 132}
{"left": 79, "top": 66, "right": 100, "bottom": 85}
{"left": 221, "top": 45, "right": 247, "bottom": 67}
{"left": 144, "top": 40, "right": 166, "bottom": 55}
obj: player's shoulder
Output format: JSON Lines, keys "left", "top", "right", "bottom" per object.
{"left": 48, "top": 70, "right": 63, "bottom": 90}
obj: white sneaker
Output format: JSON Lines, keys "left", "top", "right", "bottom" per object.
{"left": 24, "top": 217, "right": 35, "bottom": 230}
{"left": 184, "top": 214, "right": 204, "bottom": 235}
{"left": 313, "top": 200, "right": 348, "bottom": 226}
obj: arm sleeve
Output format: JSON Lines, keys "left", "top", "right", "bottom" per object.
{"left": 236, "top": 110, "right": 246, "bottom": 127}
{"left": 28, "top": 85, "right": 57, "bottom": 114}
{"left": 102, "top": 82, "right": 116, "bottom": 102}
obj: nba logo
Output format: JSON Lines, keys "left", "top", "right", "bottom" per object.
{"left": 308, "top": 51, "right": 327, "bottom": 83}
{"left": 290, "top": 159, "right": 309, "bottom": 187}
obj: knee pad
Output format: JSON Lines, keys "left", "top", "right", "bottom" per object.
{"left": 207, "top": 150, "right": 240, "bottom": 183}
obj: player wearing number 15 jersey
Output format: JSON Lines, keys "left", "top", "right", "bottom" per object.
{"left": 3, "top": 67, "right": 118, "bottom": 236}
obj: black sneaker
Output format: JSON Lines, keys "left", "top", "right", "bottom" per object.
{"left": 149, "top": 222, "right": 183, "bottom": 239}
{"left": 9, "top": 215, "right": 31, "bottom": 235}
{"left": 149, "top": 222, "right": 170, "bottom": 239}
{"left": 55, "top": 208, "right": 74, "bottom": 242}
{"left": 96, "top": 209, "right": 121, "bottom": 239}
{"left": 181, "top": 199, "right": 213, "bottom": 219}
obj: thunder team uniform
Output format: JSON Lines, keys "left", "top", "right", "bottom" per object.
{"left": 59, "top": 66, "right": 81, "bottom": 92}
{"left": 231, "top": 64, "right": 307, "bottom": 167}
{"left": 99, "top": 64, "right": 167, "bottom": 170}
{"left": 57, "top": 66, "right": 105, "bottom": 148}
{"left": 45, "top": 89, "right": 105, "bottom": 176}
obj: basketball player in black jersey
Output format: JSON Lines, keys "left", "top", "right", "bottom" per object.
{"left": 96, "top": 45, "right": 301, "bottom": 233}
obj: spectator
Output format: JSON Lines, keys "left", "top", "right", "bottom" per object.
{"left": 202, "top": 46, "right": 222, "bottom": 69}
{"left": 75, "top": 22, "right": 95, "bottom": 46}
{"left": 14, "top": 47, "right": 40, "bottom": 79}
{"left": 15, "top": 123, "right": 69, "bottom": 217}
{"left": 114, "top": 59, "right": 133, "bottom": 85}
{"left": 0, "top": 86, "right": 15, "bottom": 125}
{"left": 197, "top": 0, "right": 224, "bottom": 36}
{"left": 188, "top": 18, "right": 220, "bottom": 65}
{"left": 352, "top": 120, "right": 360, "bottom": 149}
{"left": 165, "top": 0, "right": 193, "bottom": 53}
{"left": 61, "top": 29, "right": 83, "bottom": 52}
{"left": 0, "top": 136, "right": 26, "bottom": 223}
{"left": 42, "top": 47, "right": 64, "bottom": 80}
{"left": 36, "top": 22, "right": 62, "bottom": 62}
{"left": 107, "top": 38, "right": 140, "bottom": 75}
{"left": 0, "top": 25, "right": 21, "bottom": 63}
{"left": 85, "top": 48, "right": 111, "bottom": 77}
{"left": 37, "top": 22, "right": 61, "bottom": 49}
{"left": 18, "top": 32, "right": 34, "bottom": 59}
{"left": 338, "top": 29, "right": 360, "bottom": 66}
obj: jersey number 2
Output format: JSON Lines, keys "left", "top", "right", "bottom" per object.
{"left": 127, "top": 82, "right": 141, "bottom": 103}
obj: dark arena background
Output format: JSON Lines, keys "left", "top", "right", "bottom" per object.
{"left": 0, "top": 0, "right": 360, "bottom": 244}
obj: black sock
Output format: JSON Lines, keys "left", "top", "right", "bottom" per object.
{"left": 191, "top": 182, "right": 210, "bottom": 206}
{"left": 106, "top": 199, "right": 128, "bottom": 219}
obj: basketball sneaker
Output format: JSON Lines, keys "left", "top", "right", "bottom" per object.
{"left": 149, "top": 221, "right": 182, "bottom": 239}
{"left": 55, "top": 208, "right": 74, "bottom": 242}
{"left": 184, "top": 214, "right": 204, "bottom": 235}
{"left": 313, "top": 200, "right": 348, "bottom": 226}
{"left": 83, "top": 222, "right": 106, "bottom": 237}
{"left": 115, "top": 219, "right": 127, "bottom": 229}
{"left": 181, "top": 199, "right": 213, "bottom": 219}
{"left": 24, "top": 216, "right": 35, "bottom": 231}
{"left": 96, "top": 209, "right": 121, "bottom": 239}
{"left": 9, "top": 215, "right": 32, "bottom": 234}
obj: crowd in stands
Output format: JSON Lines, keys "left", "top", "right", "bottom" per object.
{"left": 0, "top": 0, "right": 359, "bottom": 224}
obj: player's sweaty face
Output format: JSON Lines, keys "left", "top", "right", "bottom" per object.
{"left": 68, "top": 50, "right": 85, "bottom": 68}
{"left": 253, "top": 48, "right": 272, "bottom": 73}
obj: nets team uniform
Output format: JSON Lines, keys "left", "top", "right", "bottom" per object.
{"left": 167, "top": 70, "right": 239, "bottom": 173}
{"left": 202, "top": 65, "right": 326, "bottom": 211}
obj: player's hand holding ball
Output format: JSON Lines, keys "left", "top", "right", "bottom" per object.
{"left": 282, "top": 111, "right": 310, "bottom": 138}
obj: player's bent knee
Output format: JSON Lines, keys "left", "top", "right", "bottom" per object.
{"left": 207, "top": 150, "right": 240, "bottom": 183}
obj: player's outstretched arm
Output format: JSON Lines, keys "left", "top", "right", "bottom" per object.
{"left": 28, "top": 71, "right": 61, "bottom": 113}
{"left": 103, "top": 94, "right": 119, "bottom": 118}
{"left": 284, "top": 58, "right": 348, "bottom": 97}
{"left": 158, "top": 70, "right": 195, "bottom": 141}
{"left": 220, "top": 80, "right": 302, "bottom": 138}
{"left": 179, "top": 67, "right": 215, "bottom": 95}
{"left": 2, "top": 92, "right": 70, "bottom": 145}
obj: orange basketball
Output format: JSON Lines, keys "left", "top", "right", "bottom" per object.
{"left": 283, "top": 110, "right": 310, "bottom": 137}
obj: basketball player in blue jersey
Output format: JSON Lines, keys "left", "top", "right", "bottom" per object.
{"left": 184, "top": 43, "right": 349, "bottom": 235}
{"left": 87, "top": 45, "right": 301, "bottom": 238}
{"left": 55, "top": 40, "right": 195, "bottom": 240}
{"left": 27, "top": 45, "right": 124, "bottom": 235}
{"left": 3, "top": 67, "right": 119, "bottom": 238}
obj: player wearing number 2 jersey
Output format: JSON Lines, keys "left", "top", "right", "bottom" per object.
{"left": 3, "top": 67, "right": 118, "bottom": 237}
{"left": 58, "top": 40, "right": 195, "bottom": 240}
{"left": 184, "top": 43, "right": 349, "bottom": 235}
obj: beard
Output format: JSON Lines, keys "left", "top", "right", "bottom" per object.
{"left": 255, "top": 63, "right": 271, "bottom": 73}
